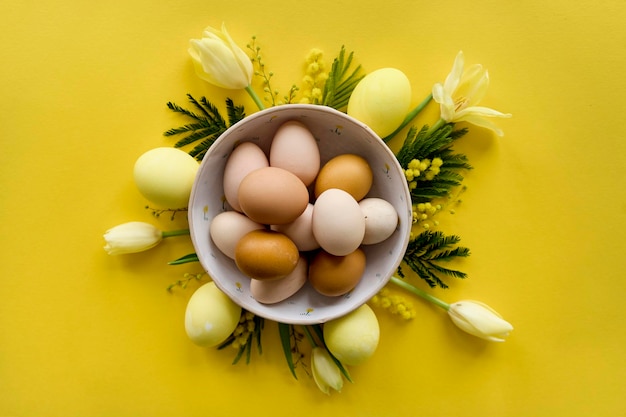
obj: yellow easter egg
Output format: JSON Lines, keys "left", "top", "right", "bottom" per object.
{"left": 133, "top": 147, "right": 199, "bottom": 208}
{"left": 323, "top": 303, "right": 380, "bottom": 365}
{"left": 347, "top": 68, "right": 412, "bottom": 138}
{"left": 184, "top": 282, "right": 241, "bottom": 347}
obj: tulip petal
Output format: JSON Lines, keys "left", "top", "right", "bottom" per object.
{"left": 311, "top": 347, "right": 343, "bottom": 394}
{"left": 448, "top": 300, "right": 513, "bottom": 342}
{"left": 443, "top": 51, "right": 464, "bottom": 95}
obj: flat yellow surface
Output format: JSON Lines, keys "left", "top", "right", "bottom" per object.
{"left": 1, "top": 1, "right": 625, "bottom": 416}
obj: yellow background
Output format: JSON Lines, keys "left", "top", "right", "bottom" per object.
{"left": 1, "top": 0, "right": 625, "bottom": 416}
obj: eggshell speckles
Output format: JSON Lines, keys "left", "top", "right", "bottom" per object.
{"left": 184, "top": 281, "right": 242, "bottom": 347}
{"left": 359, "top": 198, "right": 399, "bottom": 244}
{"left": 323, "top": 303, "right": 380, "bottom": 365}
{"left": 270, "top": 121, "right": 320, "bottom": 186}
{"left": 133, "top": 147, "right": 199, "bottom": 208}
{"left": 308, "top": 249, "right": 366, "bottom": 297}
{"left": 250, "top": 256, "right": 308, "bottom": 304}
{"left": 223, "top": 142, "right": 269, "bottom": 212}
{"left": 314, "top": 154, "right": 373, "bottom": 201}
{"left": 234, "top": 230, "right": 299, "bottom": 280}
{"left": 312, "top": 188, "right": 365, "bottom": 256}
{"left": 209, "top": 211, "right": 265, "bottom": 259}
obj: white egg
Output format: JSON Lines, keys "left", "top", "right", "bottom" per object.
{"left": 359, "top": 197, "right": 399, "bottom": 244}
{"left": 184, "top": 282, "right": 241, "bottom": 347}
{"left": 209, "top": 211, "right": 265, "bottom": 259}
{"left": 312, "top": 188, "right": 365, "bottom": 256}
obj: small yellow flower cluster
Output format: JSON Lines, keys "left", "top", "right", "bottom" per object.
{"left": 370, "top": 288, "right": 416, "bottom": 320}
{"left": 231, "top": 310, "right": 256, "bottom": 350}
{"left": 404, "top": 157, "right": 444, "bottom": 190}
{"left": 300, "top": 49, "right": 328, "bottom": 104}
{"left": 412, "top": 202, "right": 442, "bottom": 230}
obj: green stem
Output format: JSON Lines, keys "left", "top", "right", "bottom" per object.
{"left": 302, "top": 326, "right": 318, "bottom": 348}
{"left": 389, "top": 276, "right": 450, "bottom": 311}
{"left": 427, "top": 118, "right": 447, "bottom": 136}
{"left": 382, "top": 93, "right": 433, "bottom": 142}
{"left": 161, "top": 229, "right": 190, "bottom": 238}
{"left": 245, "top": 85, "right": 265, "bottom": 110}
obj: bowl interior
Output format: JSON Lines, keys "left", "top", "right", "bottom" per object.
{"left": 189, "top": 104, "right": 411, "bottom": 324}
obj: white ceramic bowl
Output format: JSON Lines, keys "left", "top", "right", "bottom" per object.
{"left": 188, "top": 104, "right": 411, "bottom": 324}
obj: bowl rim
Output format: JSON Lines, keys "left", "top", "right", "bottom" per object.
{"left": 188, "top": 103, "right": 412, "bottom": 324}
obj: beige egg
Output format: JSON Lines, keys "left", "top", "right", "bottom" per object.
{"left": 270, "top": 203, "right": 319, "bottom": 252}
{"left": 250, "top": 256, "right": 308, "bottom": 304}
{"left": 314, "top": 153, "right": 373, "bottom": 201}
{"left": 312, "top": 188, "right": 365, "bottom": 256}
{"left": 184, "top": 281, "right": 241, "bottom": 347}
{"left": 359, "top": 197, "right": 399, "bottom": 244}
{"left": 209, "top": 211, "right": 265, "bottom": 259}
{"left": 238, "top": 167, "right": 309, "bottom": 225}
{"left": 308, "top": 248, "right": 366, "bottom": 297}
{"left": 223, "top": 142, "right": 269, "bottom": 212}
{"left": 269, "top": 120, "right": 320, "bottom": 186}
{"left": 234, "top": 230, "right": 299, "bottom": 280}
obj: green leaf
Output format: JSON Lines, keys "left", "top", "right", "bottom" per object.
{"left": 164, "top": 94, "right": 244, "bottom": 161}
{"left": 311, "top": 325, "right": 353, "bottom": 383}
{"left": 322, "top": 46, "right": 364, "bottom": 111}
{"left": 167, "top": 253, "right": 199, "bottom": 265}
{"left": 278, "top": 322, "right": 297, "bottom": 379}
{"left": 402, "top": 230, "right": 470, "bottom": 288}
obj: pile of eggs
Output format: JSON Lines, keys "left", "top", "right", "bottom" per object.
{"left": 209, "top": 120, "right": 400, "bottom": 304}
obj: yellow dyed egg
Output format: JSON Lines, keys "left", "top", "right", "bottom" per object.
{"left": 133, "top": 147, "right": 199, "bottom": 208}
{"left": 323, "top": 304, "right": 380, "bottom": 365}
{"left": 184, "top": 281, "right": 241, "bottom": 347}
{"left": 347, "top": 68, "right": 411, "bottom": 138}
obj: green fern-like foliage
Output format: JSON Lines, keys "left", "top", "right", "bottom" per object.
{"left": 399, "top": 230, "right": 470, "bottom": 289}
{"left": 164, "top": 94, "right": 246, "bottom": 161}
{"left": 322, "top": 46, "right": 364, "bottom": 111}
{"left": 396, "top": 123, "right": 472, "bottom": 203}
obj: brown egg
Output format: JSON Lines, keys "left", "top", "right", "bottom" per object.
{"left": 314, "top": 154, "right": 373, "bottom": 201}
{"left": 308, "top": 248, "right": 366, "bottom": 296}
{"left": 234, "top": 230, "right": 299, "bottom": 281}
{"left": 238, "top": 166, "right": 309, "bottom": 225}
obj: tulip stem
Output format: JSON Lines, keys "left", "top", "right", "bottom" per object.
{"left": 161, "top": 229, "right": 191, "bottom": 238}
{"left": 245, "top": 85, "right": 266, "bottom": 111}
{"left": 427, "top": 118, "right": 447, "bottom": 135}
{"left": 389, "top": 276, "right": 450, "bottom": 311}
{"left": 382, "top": 93, "right": 433, "bottom": 142}
{"left": 302, "top": 326, "right": 318, "bottom": 348}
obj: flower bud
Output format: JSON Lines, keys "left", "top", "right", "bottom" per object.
{"left": 347, "top": 68, "right": 411, "bottom": 137}
{"left": 103, "top": 222, "right": 162, "bottom": 255}
{"left": 447, "top": 300, "right": 513, "bottom": 342}
{"left": 311, "top": 347, "right": 343, "bottom": 394}
{"left": 188, "top": 23, "right": 253, "bottom": 89}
